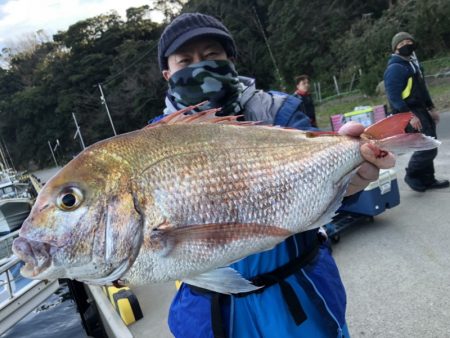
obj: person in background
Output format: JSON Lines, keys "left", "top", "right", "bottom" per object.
{"left": 293, "top": 74, "right": 317, "bottom": 127}
{"left": 384, "top": 31, "right": 449, "bottom": 192}
{"left": 156, "top": 12, "right": 395, "bottom": 338}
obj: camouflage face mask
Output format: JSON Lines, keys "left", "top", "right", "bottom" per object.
{"left": 168, "top": 60, "right": 243, "bottom": 116}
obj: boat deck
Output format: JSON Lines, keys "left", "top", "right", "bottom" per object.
{"left": 90, "top": 282, "right": 176, "bottom": 338}
{"left": 128, "top": 283, "right": 175, "bottom": 337}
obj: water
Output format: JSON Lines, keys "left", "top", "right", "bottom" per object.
{"left": 0, "top": 282, "right": 88, "bottom": 338}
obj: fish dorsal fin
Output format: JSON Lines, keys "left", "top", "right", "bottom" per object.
{"left": 146, "top": 101, "right": 265, "bottom": 128}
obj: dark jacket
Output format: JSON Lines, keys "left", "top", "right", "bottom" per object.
{"left": 293, "top": 91, "right": 317, "bottom": 127}
{"left": 383, "top": 54, "right": 434, "bottom": 114}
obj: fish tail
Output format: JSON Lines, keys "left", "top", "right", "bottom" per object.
{"left": 363, "top": 112, "right": 413, "bottom": 140}
{"left": 376, "top": 134, "right": 440, "bottom": 155}
{"left": 363, "top": 112, "right": 440, "bottom": 154}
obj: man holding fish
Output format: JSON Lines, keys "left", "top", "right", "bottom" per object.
{"left": 156, "top": 13, "right": 410, "bottom": 338}
{"left": 12, "top": 12, "right": 439, "bottom": 338}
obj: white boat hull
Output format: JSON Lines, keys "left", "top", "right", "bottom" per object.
{"left": 0, "top": 198, "right": 32, "bottom": 235}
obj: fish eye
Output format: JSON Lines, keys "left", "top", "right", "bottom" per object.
{"left": 57, "top": 187, "right": 83, "bottom": 211}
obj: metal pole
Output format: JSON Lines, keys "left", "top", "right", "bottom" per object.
{"left": 333, "top": 75, "right": 340, "bottom": 95}
{"left": 5, "top": 270, "right": 13, "bottom": 299}
{"left": 48, "top": 141, "right": 59, "bottom": 167}
{"left": 98, "top": 83, "right": 117, "bottom": 136}
{"left": 349, "top": 73, "right": 356, "bottom": 92}
{"left": 0, "top": 142, "right": 7, "bottom": 170}
{"left": 0, "top": 136, "right": 15, "bottom": 171}
{"left": 72, "top": 113, "right": 86, "bottom": 150}
{"left": 318, "top": 82, "right": 322, "bottom": 102}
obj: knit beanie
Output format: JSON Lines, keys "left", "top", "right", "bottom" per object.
{"left": 158, "top": 13, "right": 237, "bottom": 71}
{"left": 391, "top": 32, "right": 415, "bottom": 51}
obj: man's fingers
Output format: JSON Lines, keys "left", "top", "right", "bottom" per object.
{"left": 338, "top": 121, "right": 396, "bottom": 195}
{"left": 360, "top": 144, "right": 396, "bottom": 169}
{"left": 345, "top": 162, "right": 380, "bottom": 196}
{"left": 338, "top": 121, "right": 365, "bottom": 137}
{"left": 411, "top": 117, "right": 422, "bottom": 130}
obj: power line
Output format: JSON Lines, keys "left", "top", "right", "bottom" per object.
{"left": 101, "top": 44, "right": 158, "bottom": 87}
{"left": 251, "top": 6, "right": 285, "bottom": 90}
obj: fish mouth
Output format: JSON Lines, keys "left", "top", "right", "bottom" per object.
{"left": 12, "top": 237, "right": 55, "bottom": 278}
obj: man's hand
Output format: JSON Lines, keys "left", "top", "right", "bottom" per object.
{"left": 429, "top": 109, "right": 440, "bottom": 124}
{"left": 338, "top": 121, "right": 396, "bottom": 196}
{"left": 410, "top": 115, "right": 422, "bottom": 130}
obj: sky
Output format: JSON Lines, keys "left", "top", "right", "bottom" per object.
{"left": 0, "top": 0, "right": 161, "bottom": 51}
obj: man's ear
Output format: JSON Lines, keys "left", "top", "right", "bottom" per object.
{"left": 162, "top": 70, "right": 171, "bottom": 81}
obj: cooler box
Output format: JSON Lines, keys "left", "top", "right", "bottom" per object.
{"left": 339, "top": 168, "right": 400, "bottom": 216}
{"left": 330, "top": 105, "right": 387, "bottom": 131}
{"left": 343, "top": 106, "right": 374, "bottom": 127}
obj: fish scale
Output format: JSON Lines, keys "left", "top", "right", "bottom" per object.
{"left": 124, "top": 126, "right": 361, "bottom": 283}
{"left": 12, "top": 111, "right": 439, "bottom": 294}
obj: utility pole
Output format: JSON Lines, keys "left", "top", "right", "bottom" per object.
{"left": 48, "top": 140, "right": 59, "bottom": 167}
{"left": 98, "top": 83, "right": 117, "bottom": 136}
{"left": 72, "top": 112, "right": 86, "bottom": 150}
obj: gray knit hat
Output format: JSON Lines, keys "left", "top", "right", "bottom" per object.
{"left": 158, "top": 13, "right": 237, "bottom": 71}
{"left": 391, "top": 32, "right": 415, "bottom": 51}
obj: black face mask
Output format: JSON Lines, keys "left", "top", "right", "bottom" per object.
{"left": 398, "top": 44, "right": 415, "bottom": 57}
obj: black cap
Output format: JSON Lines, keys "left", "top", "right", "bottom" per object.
{"left": 158, "top": 13, "right": 237, "bottom": 71}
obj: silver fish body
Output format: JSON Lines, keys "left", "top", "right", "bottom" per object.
{"left": 12, "top": 112, "right": 438, "bottom": 293}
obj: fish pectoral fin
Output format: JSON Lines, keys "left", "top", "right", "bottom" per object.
{"left": 152, "top": 222, "right": 291, "bottom": 247}
{"left": 183, "top": 267, "right": 262, "bottom": 295}
{"left": 151, "top": 222, "right": 291, "bottom": 258}
{"left": 307, "top": 168, "right": 357, "bottom": 230}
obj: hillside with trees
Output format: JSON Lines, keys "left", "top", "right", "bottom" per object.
{"left": 0, "top": 0, "right": 449, "bottom": 169}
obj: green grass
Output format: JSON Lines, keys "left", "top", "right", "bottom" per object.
{"left": 421, "top": 56, "right": 450, "bottom": 75}
{"left": 428, "top": 80, "right": 450, "bottom": 112}
{"left": 428, "top": 80, "right": 450, "bottom": 96}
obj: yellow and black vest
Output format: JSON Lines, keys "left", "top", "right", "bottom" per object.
{"left": 399, "top": 63, "right": 431, "bottom": 112}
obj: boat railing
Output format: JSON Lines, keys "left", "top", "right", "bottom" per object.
{"left": 0, "top": 255, "right": 59, "bottom": 335}
{"left": 0, "top": 255, "right": 22, "bottom": 301}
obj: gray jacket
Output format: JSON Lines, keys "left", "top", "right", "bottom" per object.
{"left": 164, "top": 76, "right": 313, "bottom": 129}
{"left": 164, "top": 77, "right": 283, "bottom": 121}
